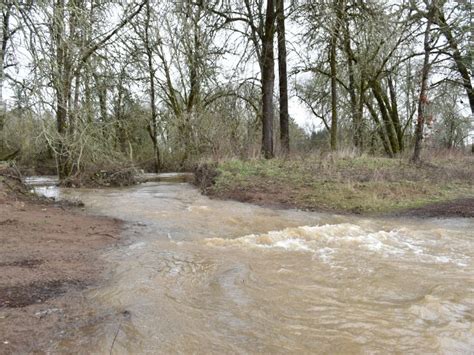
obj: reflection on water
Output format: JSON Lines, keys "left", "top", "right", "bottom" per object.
{"left": 25, "top": 176, "right": 59, "bottom": 199}
{"left": 28, "top": 177, "right": 474, "bottom": 354}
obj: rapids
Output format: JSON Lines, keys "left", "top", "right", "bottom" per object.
{"left": 28, "top": 176, "right": 474, "bottom": 354}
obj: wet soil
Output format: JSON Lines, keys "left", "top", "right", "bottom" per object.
{"left": 0, "top": 171, "right": 122, "bottom": 353}
{"left": 396, "top": 197, "right": 474, "bottom": 218}
{"left": 207, "top": 186, "right": 309, "bottom": 211}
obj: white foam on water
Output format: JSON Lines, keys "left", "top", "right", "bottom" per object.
{"left": 204, "top": 223, "right": 471, "bottom": 267}
{"left": 206, "top": 224, "right": 393, "bottom": 252}
{"left": 129, "top": 241, "right": 147, "bottom": 250}
{"left": 186, "top": 205, "right": 210, "bottom": 212}
{"left": 434, "top": 256, "right": 450, "bottom": 264}
{"left": 273, "top": 238, "right": 314, "bottom": 252}
{"left": 313, "top": 247, "right": 336, "bottom": 262}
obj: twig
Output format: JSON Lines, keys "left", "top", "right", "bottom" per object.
{"left": 87, "top": 232, "right": 119, "bottom": 240}
{"left": 109, "top": 319, "right": 122, "bottom": 355}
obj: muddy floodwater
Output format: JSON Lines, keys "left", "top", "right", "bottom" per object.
{"left": 28, "top": 175, "right": 474, "bottom": 354}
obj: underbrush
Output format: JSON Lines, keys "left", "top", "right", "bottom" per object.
{"left": 59, "top": 163, "right": 138, "bottom": 187}
{"left": 198, "top": 153, "right": 474, "bottom": 214}
{"left": 0, "top": 164, "right": 29, "bottom": 198}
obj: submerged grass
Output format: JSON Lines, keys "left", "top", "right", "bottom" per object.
{"left": 206, "top": 154, "right": 474, "bottom": 214}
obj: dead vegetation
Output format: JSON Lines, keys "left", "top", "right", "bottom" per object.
{"left": 59, "top": 166, "right": 138, "bottom": 187}
{"left": 194, "top": 162, "right": 219, "bottom": 192}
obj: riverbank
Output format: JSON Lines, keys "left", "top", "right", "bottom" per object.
{"left": 0, "top": 168, "right": 122, "bottom": 353}
{"left": 196, "top": 154, "right": 474, "bottom": 217}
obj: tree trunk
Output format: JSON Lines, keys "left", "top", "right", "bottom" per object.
{"left": 276, "top": 0, "right": 289, "bottom": 155}
{"left": 329, "top": 0, "right": 343, "bottom": 151}
{"left": 261, "top": 0, "right": 275, "bottom": 159}
{"left": 347, "top": 59, "right": 358, "bottom": 148}
{"left": 84, "top": 68, "right": 93, "bottom": 124}
{"left": 0, "top": 3, "right": 11, "bottom": 132}
{"left": 370, "top": 80, "right": 400, "bottom": 154}
{"left": 341, "top": 1, "right": 362, "bottom": 150}
{"left": 387, "top": 76, "right": 403, "bottom": 151}
{"left": 145, "top": 0, "right": 160, "bottom": 172}
{"left": 356, "top": 77, "right": 366, "bottom": 149}
{"left": 94, "top": 73, "right": 107, "bottom": 124}
{"left": 53, "top": 0, "right": 72, "bottom": 179}
{"left": 412, "top": 15, "right": 432, "bottom": 163}
{"left": 366, "top": 99, "right": 394, "bottom": 157}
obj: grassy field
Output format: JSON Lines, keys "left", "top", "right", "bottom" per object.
{"left": 200, "top": 152, "right": 474, "bottom": 214}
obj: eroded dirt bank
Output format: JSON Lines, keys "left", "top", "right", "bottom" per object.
{"left": 195, "top": 158, "right": 474, "bottom": 218}
{"left": 0, "top": 170, "right": 122, "bottom": 353}
{"left": 203, "top": 187, "right": 474, "bottom": 218}
{"left": 394, "top": 197, "right": 474, "bottom": 218}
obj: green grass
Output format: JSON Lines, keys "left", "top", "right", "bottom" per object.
{"left": 209, "top": 155, "right": 474, "bottom": 214}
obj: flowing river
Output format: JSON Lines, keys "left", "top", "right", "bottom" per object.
{"left": 27, "top": 175, "right": 474, "bottom": 354}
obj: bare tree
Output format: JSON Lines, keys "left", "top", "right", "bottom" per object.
{"left": 48, "top": 0, "right": 146, "bottom": 178}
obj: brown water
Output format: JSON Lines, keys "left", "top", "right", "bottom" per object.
{"left": 30, "top": 177, "right": 474, "bottom": 354}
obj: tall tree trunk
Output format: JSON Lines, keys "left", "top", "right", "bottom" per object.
{"left": 93, "top": 72, "right": 107, "bottom": 123}
{"left": 0, "top": 3, "right": 11, "bottom": 132}
{"left": 387, "top": 76, "right": 403, "bottom": 151}
{"left": 53, "top": 0, "right": 72, "bottom": 179}
{"left": 261, "top": 0, "right": 275, "bottom": 159}
{"left": 341, "top": 1, "right": 362, "bottom": 150}
{"left": 70, "top": 70, "right": 81, "bottom": 136}
{"left": 186, "top": 18, "right": 200, "bottom": 114}
{"left": 84, "top": 67, "right": 93, "bottom": 124}
{"left": 356, "top": 77, "right": 366, "bottom": 149}
{"left": 181, "top": 6, "right": 202, "bottom": 166}
{"left": 329, "top": 38, "right": 338, "bottom": 151}
{"left": 345, "top": 41, "right": 359, "bottom": 149}
{"left": 412, "top": 15, "right": 432, "bottom": 163}
{"left": 114, "top": 68, "right": 129, "bottom": 154}
{"left": 329, "top": 0, "right": 343, "bottom": 151}
{"left": 145, "top": 0, "right": 160, "bottom": 172}
{"left": 276, "top": 0, "right": 289, "bottom": 155}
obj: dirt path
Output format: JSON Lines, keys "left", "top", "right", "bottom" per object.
{"left": 0, "top": 173, "right": 122, "bottom": 353}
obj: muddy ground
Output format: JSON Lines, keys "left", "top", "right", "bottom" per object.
{"left": 395, "top": 197, "right": 474, "bottom": 218}
{"left": 0, "top": 171, "right": 122, "bottom": 353}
